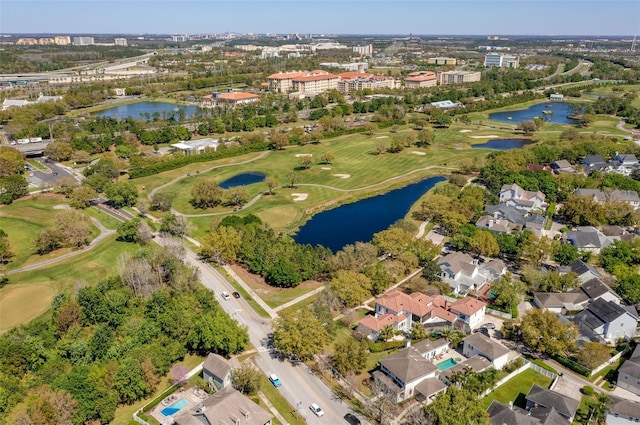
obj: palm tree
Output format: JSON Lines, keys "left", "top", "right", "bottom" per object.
{"left": 587, "top": 393, "right": 611, "bottom": 424}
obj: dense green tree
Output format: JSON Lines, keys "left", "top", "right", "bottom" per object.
{"left": 575, "top": 342, "right": 611, "bottom": 370}
{"left": 0, "top": 174, "right": 28, "bottom": 204}
{"left": 425, "top": 386, "right": 490, "bottom": 425}
{"left": 332, "top": 336, "right": 368, "bottom": 376}
{"left": 117, "top": 218, "right": 141, "bottom": 243}
{"left": 330, "top": 270, "right": 372, "bottom": 308}
{"left": 553, "top": 242, "right": 580, "bottom": 266}
{"left": 491, "top": 274, "right": 525, "bottom": 311}
{"left": 105, "top": 181, "right": 137, "bottom": 207}
{"left": 272, "top": 309, "right": 329, "bottom": 361}
{"left": 114, "top": 356, "right": 150, "bottom": 404}
{"left": 231, "top": 362, "right": 262, "bottom": 395}
{"left": 520, "top": 309, "right": 578, "bottom": 356}
{"left": 191, "top": 179, "right": 224, "bottom": 209}
{"left": 201, "top": 224, "right": 242, "bottom": 264}
{"left": 186, "top": 309, "right": 249, "bottom": 356}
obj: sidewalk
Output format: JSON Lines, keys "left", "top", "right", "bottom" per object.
{"left": 257, "top": 390, "right": 290, "bottom": 425}
{"left": 273, "top": 286, "right": 325, "bottom": 313}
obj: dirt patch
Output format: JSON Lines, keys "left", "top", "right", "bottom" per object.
{"left": 291, "top": 193, "right": 308, "bottom": 201}
{"left": 333, "top": 174, "right": 351, "bottom": 179}
{"left": 411, "top": 151, "right": 427, "bottom": 155}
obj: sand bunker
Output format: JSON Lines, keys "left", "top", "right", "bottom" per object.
{"left": 376, "top": 136, "right": 389, "bottom": 139}
{"left": 53, "top": 204, "right": 70, "bottom": 209}
{"left": 459, "top": 129, "right": 472, "bottom": 133}
{"left": 411, "top": 151, "right": 427, "bottom": 156}
{"left": 295, "top": 153, "right": 313, "bottom": 157}
{"left": 333, "top": 174, "right": 351, "bottom": 179}
{"left": 469, "top": 135, "right": 500, "bottom": 139}
{"left": 321, "top": 167, "right": 332, "bottom": 170}
{"left": 291, "top": 193, "right": 308, "bottom": 201}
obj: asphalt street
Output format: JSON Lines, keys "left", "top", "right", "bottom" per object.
{"left": 174, "top": 243, "right": 367, "bottom": 425}
{"left": 26, "top": 158, "right": 77, "bottom": 188}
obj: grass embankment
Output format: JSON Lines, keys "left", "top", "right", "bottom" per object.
{"left": 0, "top": 235, "right": 136, "bottom": 333}
{"left": 217, "top": 266, "right": 271, "bottom": 318}
{"left": 480, "top": 368, "right": 553, "bottom": 409}
{"left": 0, "top": 194, "right": 102, "bottom": 271}
{"left": 259, "top": 375, "right": 306, "bottom": 425}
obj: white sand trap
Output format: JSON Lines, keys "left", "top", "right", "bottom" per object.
{"left": 376, "top": 135, "right": 389, "bottom": 139}
{"left": 321, "top": 167, "right": 332, "bottom": 170}
{"left": 459, "top": 129, "right": 472, "bottom": 133}
{"left": 53, "top": 204, "right": 70, "bottom": 209}
{"left": 411, "top": 151, "right": 427, "bottom": 156}
{"left": 333, "top": 174, "right": 351, "bottom": 179}
{"left": 295, "top": 153, "right": 313, "bottom": 157}
{"left": 291, "top": 193, "right": 308, "bottom": 201}
{"left": 469, "top": 135, "right": 500, "bottom": 139}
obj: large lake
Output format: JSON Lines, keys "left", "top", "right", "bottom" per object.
{"left": 96, "top": 102, "right": 199, "bottom": 120}
{"left": 293, "top": 176, "right": 446, "bottom": 252}
{"left": 489, "top": 102, "right": 580, "bottom": 125}
{"left": 472, "top": 138, "right": 533, "bottom": 150}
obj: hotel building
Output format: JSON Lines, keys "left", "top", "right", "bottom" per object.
{"left": 438, "top": 70, "right": 482, "bottom": 85}
{"left": 404, "top": 71, "right": 437, "bottom": 88}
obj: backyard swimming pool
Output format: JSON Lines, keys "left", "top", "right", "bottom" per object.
{"left": 437, "top": 358, "right": 461, "bottom": 371}
{"left": 160, "top": 398, "right": 189, "bottom": 417}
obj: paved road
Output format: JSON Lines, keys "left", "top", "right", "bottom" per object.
{"left": 26, "top": 158, "right": 78, "bottom": 189}
{"left": 159, "top": 237, "right": 365, "bottom": 425}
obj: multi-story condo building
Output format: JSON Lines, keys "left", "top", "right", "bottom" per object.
{"left": 54, "top": 36, "right": 71, "bottom": 45}
{"left": 291, "top": 71, "right": 339, "bottom": 94}
{"left": 353, "top": 44, "right": 373, "bottom": 55}
{"left": 484, "top": 53, "right": 519, "bottom": 68}
{"left": 336, "top": 71, "right": 398, "bottom": 93}
{"left": 114, "top": 38, "right": 128, "bottom": 46}
{"left": 16, "top": 38, "right": 38, "bottom": 45}
{"left": 73, "top": 36, "right": 94, "bottom": 46}
{"left": 38, "top": 38, "right": 55, "bottom": 45}
{"left": 427, "top": 57, "right": 457, "bottom": 66}
{"left": 438, "top": 70, "right": 482, "bottom": 85}
{"left": 267, "top": 71, "right": 308, "bottom": 92}
{"left": 404, "top": 71, "right": 437, "bottom": 88}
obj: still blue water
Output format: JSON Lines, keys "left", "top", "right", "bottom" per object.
{"left": 160, "top": 398, "right": 189, "bottom": 417}
{"left": 472, "top": 138, "right": 533, "bottom": 150}
{"left": 293, "top": 176, "right": 446, "bottom": 252}
{"left": 489, "top": 102, "right": 580, "bottom": 125}
{"left": 220, "top": 172, "right": 266, "bottom": 189}
{"left": 96, "top": 102, "right": 199, "bottom": 120}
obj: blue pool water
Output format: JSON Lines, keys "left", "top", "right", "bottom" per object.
{"left": 220, "top": 172, "right": 266, "bottom": 189}
{"left": 437, "top": 358, "right": 459, "bottom": 371}
{"left": 160, "top": 398, "right": 189, "bottom": 417}
{"left": 471, "top": 138, "right": 533, "bottom": 150}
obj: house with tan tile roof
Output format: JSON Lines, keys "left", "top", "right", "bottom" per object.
{"left": 448, "top": 297, "right": 487, "bottom": 331}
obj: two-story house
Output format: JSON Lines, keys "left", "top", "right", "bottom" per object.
{"left": 448, "top": 297, "right": 487, "bottom": 332}
{"left": 462, "top": 333, "right": 512, "bottom": 370}
{"left": 376, "top": 344, "right": 439, "bottom": 402}
{"left": 533, "top": 278, "right": 621, "bottom": 313}
{"left": 437, "top": 252, "right": 506, "bottom": 295}
{"left": 573, "top": 298, "right": 639, "bottom": 344}
{"left": 607, "top": 396, "right": 640, "bottom": 425}
{"left": 499, "top": 183, "right": 547, "bottom": 212}
{"left": 203, "top": 353, "right": 240, "bottom": 391}
{"left": 525, "top": 384, "right": 579, "bottom": 422}
{"left": 617, "top": 344, "right": 640, "bottom": 396}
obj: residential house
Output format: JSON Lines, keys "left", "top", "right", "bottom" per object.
{"left": 614, "top": 153, "right": 639, "bottom": 167}
{"left": 357, "top": 313, "right": 409, "bottom": 341}
{"left": 487, "top": 400, "right": 570, "bottom": 425}
{"left": 550, "top": 160, "right": 576, "bottom": 175}
{"left": 499, "top": 183, "right": 546, "bottom": 212}
{"left": 610, "top": 190, "right": 640, "bottom": 209}
{"left": 561, "top": 259, "right": 602, "bottom": 283}
{"left": 173, "top": 386, "right": 273, "bottom": 425}
{"left": 462, "top": 333, "right": 512, "bottom": 369}
{"left": 525, "top": 384, "right": 579, "bottom": 422}
{"left": 448, "top": 297, "right": 487, "bottom": 332}
{"left": 572, "top": 298, "right": 639, "bottom": 344}
{"left": 376, "top": 344, "right": 439, "bottom": 402}
{"left": 533, "top": 278, "right": 621, "bottom": 313}
{"left": 607, "top": 396, "right": 640, "bottom": 425}
{"left": 202, "top": 353, "right": 240, "bottom": 391}
{"left": 375, "top": 290, "right": 434, "bottom": 324}
{"left": 437, "top": 251, "right": 506, "bottom": 295}
{"left": 617, "top": 344, "right": 640, "bottom": 396}
{"left": 563, "top": 226, "right": 614, "bottom": 254}
{"left": 581, "top": 155, "right": 609, "bottom": 174}
{"left": 439, "top": 355, "right": 492, "bottom": 385}
{"left": 477, "top": 204, "right": 546, "bottom": 236}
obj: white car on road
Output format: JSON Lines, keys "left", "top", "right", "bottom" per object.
{"left": 221, "top": 291, "right": 231, "bottom": 300}
{"left": 310, "top": 403, "right": 324, "bottom": 417}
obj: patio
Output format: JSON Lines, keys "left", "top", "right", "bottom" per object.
{"left": 150, "top": 387, "right": 209, "bottom": 424}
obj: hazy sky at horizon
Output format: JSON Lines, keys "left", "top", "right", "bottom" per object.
{"left": 2, "top": 0, "right": 638, "bottom": 36}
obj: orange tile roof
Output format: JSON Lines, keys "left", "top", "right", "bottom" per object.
{"left": 358, "top": 313, "right": 406, "bottom": 332}
{"left": 292, "top": 73, "right": 339, "bottom": 82}
{"left": 431, "top": 307, "right": 457, "bottom": 323}
{"left": 405, "top": 75, "right": 437, "bottom": 82}
{"left": 267, "top": 71, "right": 306, "bottom": 80}
{"left": 217, "top": 92, "right": 259, "bottom": 101}
{"left": 377, "top": 290, "right": 434, "bottom": 318}
{"left": 449, "top": 297, "right": 486, "bottom": 316}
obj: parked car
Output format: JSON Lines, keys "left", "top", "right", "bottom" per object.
{"left": 232, "top": 291, "right": 241, "bottom": 299}
{"left": 309, "top": 403, "right": 324, "bottom": 417}
{"left": 482, "top": 322, "right": 496, "bottom": 329}
{"left": 269, "top": 374, "right": 281, "bottom": 387}
{"left": 221, "top": 291, "right": 231, "bottom": 300}
{"left": 344, "top": 413, "right": 361, "bottom": 425}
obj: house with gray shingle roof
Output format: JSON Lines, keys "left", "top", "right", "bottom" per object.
{"left": 617, "top": 344, "right": 640, "bottom": 397}
{"left": 606, "top": 396, "right": 640, "bottom": 425}
{"left": 487, "top": 400, "right": 570, "bottom": 425}
{"left": 525, "top": 384, "right": 579, "bottom": 422}
{"left": 462, "top": 333, "right": 512, "bottom": 369}
{"left": 533, "top": 278, "right": 620, "bottom": 313}
{"left": 203, "top": 353, "right": 240, "bottom": 391}
{"left": 499, "top": 184, "right": 547, "bottom": 212}
{"left": 377, "top": 344, "right": 438, "bottom": 402}
{"left": 563, "top": 227, "right": 614, "bottom": 254}
{"left": 437, "top": 252, "right": 506, "bottom": 295}
{"left": 572, "top": 298, "right": 638, "bottom": 344}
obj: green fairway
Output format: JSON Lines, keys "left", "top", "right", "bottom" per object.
{"left": 481, "top": 367, "right": 553, "bottom": 409}
{"left": 1, "top": 235, "right": 137, "bottom": 332}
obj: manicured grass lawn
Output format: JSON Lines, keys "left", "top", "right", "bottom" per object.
{"left": 230, "top": 264, "right": 324, "bottom": 309}
{"left": 481, "top": 368, "right": 552, "bottom": 409}
{"left": 84, "top": 205, "right": 124, "bottom": 230}
{"left": 1, "top": 235, "right": 137, "bottom": 332}
{"left": 0, "top": 194, "right": 101, "bottom": 271}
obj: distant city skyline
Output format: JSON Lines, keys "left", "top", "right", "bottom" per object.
{"left": 2, "top": 0, "right": 638, "bottom": 36}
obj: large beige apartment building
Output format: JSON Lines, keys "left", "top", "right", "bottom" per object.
{"left": 404, "top": 71, "right": 437, "bottom": 88}
{"left": 54, "top": 36, "right": 71, "bottom": 45}
{"left": 336, "top": 71, "right": 398, "bottom": 93}
{"left": 427, "top": 57, "right": 457, "bottom": 66}
{"left": 268, "top": 70, "right": 339, "bottom": 94}
{"left": 267, "top": 71, "right": 308, "bottom": 92}
{"left": 438, "top": 70, "right": 482, "bottom": 85}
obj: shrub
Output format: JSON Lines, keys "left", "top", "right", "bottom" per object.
{"left": 554, "top": 354, "right": 590, "bottom": 377}
{"left": 581, "top": 385, "right": 595, "bottom": 395}
{"left": 367, "top": 339, "right": 406, "bottom": 353}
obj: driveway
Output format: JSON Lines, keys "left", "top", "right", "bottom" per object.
{"left": 551, "top": 374, "right": 584, "bottom": 401}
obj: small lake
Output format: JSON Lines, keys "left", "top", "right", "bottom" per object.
{"left": 489, "top": 102, "right": 580, "bottom": 125}
{"left": 220, "top": 172, "right": 266, "bottom": 189}
{"left": 293, "top": 176, "right": 446, "bottom": 252}
{"left": 472, "top": 138, "right": 533, "bottom": 150}
{"left": 96, "top": 102, "right": 199, "bottom": 120}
